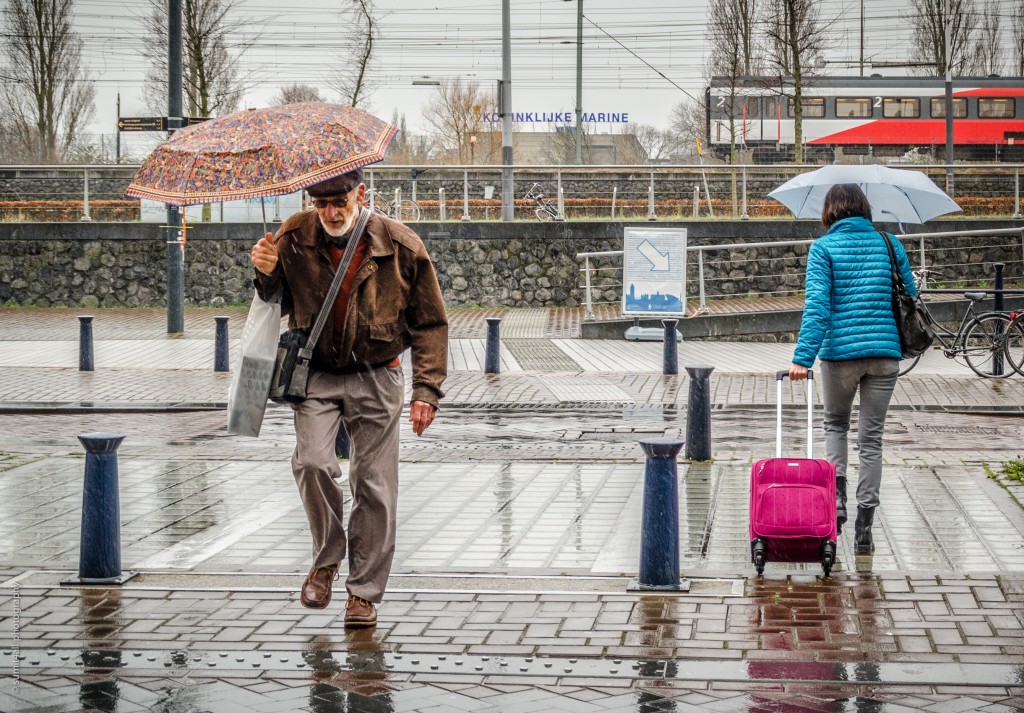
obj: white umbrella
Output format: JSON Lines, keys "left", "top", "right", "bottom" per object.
{"left": 767, "top": 165, "right": 962, "bottom": 224}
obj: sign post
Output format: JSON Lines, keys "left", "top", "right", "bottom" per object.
{"left": 623, "top": 227, "right": 687, "bottom": 341}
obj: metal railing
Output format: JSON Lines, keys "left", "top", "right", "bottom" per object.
{"left": 577, "top": 227, "right": 1024, "bottom": 320}
{"left": 2, "top": 162, "right": 1023, "bottom": 222}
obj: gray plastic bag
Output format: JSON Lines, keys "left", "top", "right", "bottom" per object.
{"left": 227, "top": 290, "right": 281, "bottom": 437}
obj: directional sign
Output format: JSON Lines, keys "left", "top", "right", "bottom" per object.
{"left": 622, "top": 227, "right": 687, "bottom": 316}
{"left": 186, "top": 116, "right": 211, "bottom": 126}
{"left": 117, "top": 116, "right": 167, "bottom": 132}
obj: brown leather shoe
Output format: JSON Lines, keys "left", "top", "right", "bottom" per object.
{"left": 344, "top": 595, "right": 377, "bottom": 628}
{"left": 300, "top": 565, "right": 338, "bottom": 609}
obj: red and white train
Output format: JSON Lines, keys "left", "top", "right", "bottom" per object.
{"left": 706, "top": 75, "right": 1024, "bottom": 162}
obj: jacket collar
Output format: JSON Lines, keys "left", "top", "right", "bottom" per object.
{"left": 289, "top": 208, "right": 395, "bottom": 258}
{"left": 825, "top": 216, "right": 875, "bottom": 236}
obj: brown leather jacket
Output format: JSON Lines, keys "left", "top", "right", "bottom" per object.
{"left": 255, "top": 208, "right": 448, "bottom": 408}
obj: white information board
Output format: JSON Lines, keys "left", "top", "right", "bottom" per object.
{"left": 622, "top": 227, "right": 687, "bottom": 316}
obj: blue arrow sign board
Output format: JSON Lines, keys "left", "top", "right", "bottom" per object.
{"left": 622, "top": 227, "right": 687, "bottom": 316}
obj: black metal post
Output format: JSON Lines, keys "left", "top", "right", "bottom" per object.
{"left": 662, "top": 319, "right": 678, "bottom": 375}
{"left": 485, "top": 317, "right": 502, "bottom": 374}
{"left": 62, "top": 434, "right": 136, "bottom": 585}
{"left": 993, "top": 263, "right": 1005, "bottom": 376}
{"left": 166, "top": 0, "right": 184, "bottom": 334}
{"left": 214, "top": 316, "right": 230, "bottom": 372}
{"left": 631, "top": 438, "right": 689, "bottom": 592}
{"left": 78, "top": 315, "right": 94, "bottom": 371}
{"left": 684, "top": 365, "right": 715, "bottom": 461}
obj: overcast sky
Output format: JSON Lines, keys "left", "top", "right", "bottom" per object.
{"left": 59, "top": 0, "right": 1015, "bottom": 156}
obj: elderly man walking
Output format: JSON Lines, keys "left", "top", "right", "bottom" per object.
{"left": 250, "top": 168, "right": 448, "bottom": 627}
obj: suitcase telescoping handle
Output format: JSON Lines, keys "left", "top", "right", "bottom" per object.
{"left": 774, "top": 369, "right": 814, "bottom": 460}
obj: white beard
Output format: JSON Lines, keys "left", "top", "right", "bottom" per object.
{"left": 319, "top": 213, "right": 354, "bottom": 238}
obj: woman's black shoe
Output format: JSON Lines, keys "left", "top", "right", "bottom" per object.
{"left": 854, "top": 505, "right": 875, "bottom": 554}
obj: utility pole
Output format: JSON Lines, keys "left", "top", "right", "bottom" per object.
{"left": 859, "top": 0, "right": 864, "bottom": 77}
{"left": 574, "top": 0, "right": 583, "bottom": 164}
{"left": 944, "top": 0, "right": 954, "bottom": 196}
{"left": 115, "top": 93, "right": 121, "bottom": 163}
{"left": 167, "top": 0, "right": 184, "bottom": 333}
{"left": 501, "top": 0, "right": 514, "bottom": 222}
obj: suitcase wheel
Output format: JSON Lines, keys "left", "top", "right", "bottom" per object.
{"left": 820, "top": 540, "right": 837, "bottom": 578}
{"left": 751, "top": 538, "right": 767, "bottom": 576}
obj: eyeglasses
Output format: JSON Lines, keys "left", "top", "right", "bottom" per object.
{"left": 311, "top": 197, "right": 350, "bottom": 210}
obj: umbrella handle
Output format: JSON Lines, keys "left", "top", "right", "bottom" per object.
{"left": 261, "top": 200, "right": 267, "bottom": 237}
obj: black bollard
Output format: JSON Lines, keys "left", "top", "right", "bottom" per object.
{"left": 485, "top": 317, "right": 502, "bottom": 374}
{"left": 335, "top": 421, "right": 351, "bottom": 459}
{"left": 214, "top": 316, "right": 230, "bottom": 372}
{"left": 994, "top": 263, "right": 1005, "bottom": 377}
{"left": 662, "top": 319, "right": 678, "bottom": 375}
{"left": 684, "top": 365, "right": 715, "bottom": 461}
{"left": 629, "top": 438, "right": 690, "bottom": 592}
{"left": 78, "top": 315, "right": 94, "bottom": 371}
{"left": 62, "top": 434, "right": 137, "bottom": 585}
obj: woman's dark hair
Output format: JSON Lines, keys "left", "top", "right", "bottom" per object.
{"left": 821, "top": 183, "right": 872, "bottom": 228}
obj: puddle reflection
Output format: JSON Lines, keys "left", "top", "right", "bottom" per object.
{"left": 303, "top": 638, "right": 394, "bottom": 712}
{"left": 77, "top": 588, "right": 124, "bottom": 713}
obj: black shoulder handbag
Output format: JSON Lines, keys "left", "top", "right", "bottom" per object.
{"left": 880, "top": 231, "right": 935, "bottom": 359}
{"left": 269, "top": 207, "right": 372, "bottom": 403}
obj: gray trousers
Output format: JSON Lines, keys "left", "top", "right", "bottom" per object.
{"left": 818, "top": 358, "right": 898, "bottom": 510}
{"left": 290, "top": 365, "right": 404, "bottom": 603}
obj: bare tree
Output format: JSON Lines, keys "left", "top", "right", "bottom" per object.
{"left": 621, "top": 124, "right": 685, "bottom": 163}
{"left": 1015, "top": 0, "right": 1024, "bottom": 75}
{"left": 270, "top": 84, "right": 324, "bottom": 105}
{"left": 707, "top": 0, "right": 761, "bottom": 163}
{"left": 909, "top": 0, "right": 980, "bottom": 75}
{"left": 422, "top": 79, "right": 493, "bottom": 163}
{"left": 763, "top": 0, "right": 828, "bottom": 163}
{"left": 139, "top": 0, "right": 253, "bottom": 118}
{"left": 0, "top": 0, "right": 95, "bottom": 163}
{"left": 669, "top": 98, "right": 707, "bottom": 162}
{"left": 972, "top": 0, "right": 1004, "bottom": 75}
{"left": 383, "top": 111, "right": 435, "bottom": 164}
{"left": 328, "top": 0, "right": 380, "bottom": 108}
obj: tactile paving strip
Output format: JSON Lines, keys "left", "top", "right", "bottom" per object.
{"left": 504, "top": 339, "right": 582, "bottom": 371}
{"left": 538, "top": 375, "right": 635, "bottom": 403}
{"left": 3, "top": 649, "right": 1020, "bottom": 687}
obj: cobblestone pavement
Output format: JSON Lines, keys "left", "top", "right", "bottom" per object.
{"left": 2, "top": 308, "right": 1024, "bottom": 711}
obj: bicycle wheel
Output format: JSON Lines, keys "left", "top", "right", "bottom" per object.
{"left": 535, "top": 207, "right": 554, "bottom": 221}
{"left": 897, "top": 354, "right": 921, "bottom": 376}
{"left": 961, "top": 313, "right": 1013, "bottom": 378}
{"left": 1002, "top": 313, "right": 1024, "bottom": 376}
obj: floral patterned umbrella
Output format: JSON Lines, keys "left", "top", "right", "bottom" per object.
{"left": 125, "top": 102, "right": 396, "bottom": 205}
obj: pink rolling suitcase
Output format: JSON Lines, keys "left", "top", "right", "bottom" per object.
{"left": 750, "top": 370, "right": 837, "bottom": 577}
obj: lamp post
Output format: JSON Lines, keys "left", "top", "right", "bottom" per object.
{"left": 943, "top": 2, "right": 954, "bottom": 196}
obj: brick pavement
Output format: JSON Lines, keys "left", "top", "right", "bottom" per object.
{"left": 3, "top": 307, "right": 1024, "bottom": 711}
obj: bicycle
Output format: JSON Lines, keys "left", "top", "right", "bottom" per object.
{"left": 524, "top": 182, "right": 562, "bottom": 221}
{"left": 898, "top": 269, "right": 1024, "bottom": 378}
{"left": 364, "top": 188, "right": 421, "bottom": 222}
{"left": 1001, "top": 310, "right": 1024, "bottom": 377}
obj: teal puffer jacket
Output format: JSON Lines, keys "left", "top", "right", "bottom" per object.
{"left": 793, "top": 216, "right": 917, "bottom": 367}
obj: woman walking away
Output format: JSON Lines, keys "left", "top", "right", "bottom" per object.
{"left": 787, "top": 184, "right": 917, "bottom": 555}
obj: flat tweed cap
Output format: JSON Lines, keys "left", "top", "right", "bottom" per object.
{"left": 306, "top": 168, "right": 365, "bottom": 197}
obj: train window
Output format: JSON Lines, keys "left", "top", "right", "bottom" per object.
{"left": 930, "top": 98, "right": 967, "bottom": 118}
{"left": 883, "top": 98, "right": 920, "bottom": 118}
{"left": 978, "top": 98, "right": 1015, "bottom": 118}
{"left": 787, "top": 97, "right": 825, "bottom": 118}
{"left": 836, "top": 98, "right": 873, "bottom": 118}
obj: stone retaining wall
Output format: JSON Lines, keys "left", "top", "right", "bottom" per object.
{"left": 1, "top": 220, "right": 1020, "bottom": 308}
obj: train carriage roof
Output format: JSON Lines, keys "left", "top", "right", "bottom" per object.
{"left": 708, "top": 75, "right": 1024, "bottom": 90}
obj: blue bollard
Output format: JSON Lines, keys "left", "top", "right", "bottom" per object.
{"left": 629, "top": 437, "right": 690, "bottom": 592}
{"left": 214, "top": 316, "right": 230, "bottom": 372}
{"left": 62, "top": 433, "right": 137, "bottom": 585}
{"left": 684, "top": 365, "right": 715, "bottom": 461}
{"left": 485, "top": 317, "right": 502, "bottom": 374}
{"left": 78, "top": 315, "right": 94, "bottom": 371}
{"left": 662, "top": 319, "right": 678, "bottom": 375}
